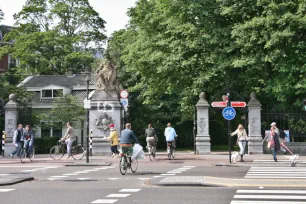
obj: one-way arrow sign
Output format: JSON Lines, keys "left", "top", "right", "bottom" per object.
{"left": 211, "top": 101, "right": 227, "bottom": 107}
{"left": 231, "top": 101, "right": 247, "bottom": 108}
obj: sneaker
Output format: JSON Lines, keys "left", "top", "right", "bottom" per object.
{"left": 10, "top": 154, "right": 13, "bottom": 158}
{"left": 111, "top": 154, "right": 115, "bottom": 158}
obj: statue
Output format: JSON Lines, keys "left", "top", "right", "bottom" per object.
{"left": 95, "top": 60, "right": 122, "bottom": 93}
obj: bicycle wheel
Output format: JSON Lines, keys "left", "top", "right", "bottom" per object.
{"left": 119, "top": 156, "right": 127, "bottom": 175}
{"left": 50, "top": 145, "right": 64, "bottom": 160}
{"left": 148, "top": 147, "right": 152, "bottom": 161}
{"left": 131, "top": 158, "right": 138, "bottom": 173}
{"left": 20, "top": 148, "right": 27, "bottom": 163}
{"left": 71, "top": 145, "right": 85, "bottom": 160}
{"left": 172, "top": 148, "right": 175, "bottom": 159}
{"left": 29, "top": 146, "right": 35, "bottom": 162}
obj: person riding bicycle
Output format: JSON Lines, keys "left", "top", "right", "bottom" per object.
{"left": 120, "top": 123, "right": 139, "bottom": 168}
{"left": 164, "top": 123, "right": 177, "bottom": 154}
{"left": 22, "top": 125, "right": 34, "bottom": 157}
{"left": 60, "top": 122, "right": 75, "bottom": 158}
{"left": 145, "top": 124, "right": 157, "bottom": 158}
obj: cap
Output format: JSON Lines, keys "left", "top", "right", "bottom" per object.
{"left": 270, "top": 122, "right": 276, "bottom": 126}
{"left": 109, "top": 124, "right": 115, "bottom": 128}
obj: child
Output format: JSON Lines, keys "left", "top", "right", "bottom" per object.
{"left": 107, "top": 124, "right": 119, "bottom": 158}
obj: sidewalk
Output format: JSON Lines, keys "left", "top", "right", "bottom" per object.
{"left": 0, "top": 175, "right": 33, "bottom": 186}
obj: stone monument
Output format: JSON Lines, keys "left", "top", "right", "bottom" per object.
{"left": 89, "top": 60, "right": 123, "bottom": 156}
{"left": 4, "top": 94, "right": 19, "bottom": 156}
{"left": 247, "top": 92, "right": 263, "bottom": 154}
{"left": 195, "top": 92, "right": 211, "bottom": 154}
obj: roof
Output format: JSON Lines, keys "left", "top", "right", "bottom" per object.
{"left": 19, "top": 74, "right": 96, "bottom": 88}
{"left": 31, "top": 90, "right": 88, "bottom": 104}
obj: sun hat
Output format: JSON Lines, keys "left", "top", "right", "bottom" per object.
{"left": 270, "top": 122, "right": 276, "bottom": 126}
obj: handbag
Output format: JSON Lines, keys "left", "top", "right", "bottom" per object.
{"left": 267, "top": 141, "right": 271, "bottom": 148}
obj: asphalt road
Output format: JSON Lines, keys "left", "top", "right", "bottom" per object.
{"left": 1, "top": 154, "right": 305, "bottom": 204}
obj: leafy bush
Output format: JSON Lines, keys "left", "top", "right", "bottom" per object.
{"left": 34, "top": 137, "right": 60, "bottom": 154}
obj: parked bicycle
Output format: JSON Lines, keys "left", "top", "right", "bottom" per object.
{"left": 50, "top": 140, "right": 85, "bottom": 160}
{"left": 167, "top": 141, "right": 175, "bottom": 160}
{"left": 20, "top": 141, "right": 35, "bottom": 163}
{"left": 119, "top": 148, "right": 138, "bottom": 175}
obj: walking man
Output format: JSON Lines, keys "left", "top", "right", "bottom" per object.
{"left": 10, "top": 124, "right": 23, "bottom": 158}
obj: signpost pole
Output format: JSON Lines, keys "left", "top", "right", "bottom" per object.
{"left": 227, "top": 91, "right": 231, "bottom": 163}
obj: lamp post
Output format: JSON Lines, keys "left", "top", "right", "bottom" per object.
{"left": 86, "top": 70, "right": 91, "bottom": 163}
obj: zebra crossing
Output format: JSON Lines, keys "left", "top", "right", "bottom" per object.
{"left": 245, "top": 167, "right": 306, "bottom": 179}
{"left": 230, "top": 189, "right": 306, "bottom": 204}
{"left": 253, "top": 160, "right": 306, "bottom": 164}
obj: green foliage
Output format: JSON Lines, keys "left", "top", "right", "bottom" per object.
{"left": 40, "top": 94, "right": 85, "bottom": 128}
{"left": 34, "top": 136, "right": 60, "bottom": 154}
{"left": 0, "top": 0, "right": 106, "bottom": 75}
{"left": 0, "top": 8, "right": 3, "bottom": 22}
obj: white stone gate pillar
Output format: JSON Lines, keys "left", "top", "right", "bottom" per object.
{"left": 4, "top": 94, "right": 19, "bottom": 156}
{"left": 248, "top": 92, "right": 263, "bottom": 154}
{"left": 196, "top": 92, "right": 211, "bottom": 154}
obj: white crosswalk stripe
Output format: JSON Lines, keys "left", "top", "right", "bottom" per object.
{"left": 91, "top": 199, "right": 118, "bottom": 203}
{"left": 0, "top": 189, "right": 15, "bottom": 192}
{"left": 245, "top": 167, "right": 306, "bottom": 179}
{"left": 253, "top": 160, "right": 306, "bottom": 164}
{"left": 231, "top": 189, "right": 306, "bottom": 204}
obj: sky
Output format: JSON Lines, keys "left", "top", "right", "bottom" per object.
{"left": 0, "top": 0, "right": 137, "bottom": 37}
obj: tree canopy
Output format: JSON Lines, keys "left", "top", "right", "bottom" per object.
{"left": 0, "top": 0, "right": 107, "bottom": 75}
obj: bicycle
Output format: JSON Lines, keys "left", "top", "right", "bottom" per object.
{"left": 147, "top": 138, "right": 156, "bottom": 161}
{"left": 20, "top": 141, "right": 35, "bottom": 163}
{"left": 50, "top": 140, "right": 85, "bottom": 160}
{"left": 119, "top": 147, "right": 138, "bottom": 175}
{"left": 167, "top": 141, "right": 175, "bottom": 160}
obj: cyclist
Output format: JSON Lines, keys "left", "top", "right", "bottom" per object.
{"left": 22, "top": 125, "right": 34, "bottom": 157}
{"left": 145, "top": 124, "right": 157, "bottom": 158}
{"left": 120, "top": 123, "right": 139, "bottom": 169}
{"left": 60, "top": 122, "right": 75, "bottom": 158}
{"left": 164, "top": 123, "right": 177, "bottom": 155}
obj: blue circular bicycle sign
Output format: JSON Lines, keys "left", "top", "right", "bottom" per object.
{"left": 222, "top": 107, "right": 236, "bottom": 120}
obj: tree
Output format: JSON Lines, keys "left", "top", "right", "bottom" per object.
{"left": 0, "top": 0, "right": 107, "bottom": 75}
{"left": 0, "top": 8, "right": 3, "bottom": 23}
{"left": 40, "top": 95, "right": 86, "bottom": 129}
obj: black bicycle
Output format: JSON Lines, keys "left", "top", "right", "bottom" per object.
{"left": 167, "top": 141, "right": 175, "bottom": 160}
{"left": 50, "top": 140, "right": 85, "bottom": 160}
{"left": 119, "top": 148, "right": 138, "bottom": 175}
{"left": 20, "top": 141, "right": 35, "bottom": 163}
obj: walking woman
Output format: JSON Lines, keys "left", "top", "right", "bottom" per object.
{"left": 107, "top": 124, "right": 119, "bottom": 158}
{"left": 263, "top": 122, "right": 281, "bottom": 162}
{"left": 60, "top": 122, "right": 75, "bottom": 158}
{"left": 231, "top": 124, "right": 249, "bottom": 162}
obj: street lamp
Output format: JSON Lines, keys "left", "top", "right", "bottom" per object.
{"left": 86, "top": 69, "right": 91, "bottom": 163}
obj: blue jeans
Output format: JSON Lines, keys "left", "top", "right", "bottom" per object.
{"left": 271, "top": 147, "right": 277, "bottom": 160}
{"left": 24, "top": 140, "right": 33, "bottom": 155}
{"left": 11, "top": 142, "right": 21, "bottom": 156}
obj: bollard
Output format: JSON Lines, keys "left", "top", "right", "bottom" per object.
{"left": 2, "top": 131, "right": 6, "bottom": 157}
{"left": 89, "top": 130, "right": 93, "bottom": 156}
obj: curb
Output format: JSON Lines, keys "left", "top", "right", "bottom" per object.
{"left": 65, "top": 162, "right": 112, "bottom": 167}
{"left": 0, "top": 177, "right": 34, "bottom": 186}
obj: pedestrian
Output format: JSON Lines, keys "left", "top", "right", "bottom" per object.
{"left": 10, "top": 124, "right": 23, "bottom": 158}
{"left": 22, "top": 125, "right": 34, "bottom": 156}
{"left": 107, "top": 124, "right": 119, "bottom": 158}
{"left": 263, "top": 122, "right": 281, "bottom": 162}
{"left": 231, "top": 124, "right": 249, "bottom": 162}
{"left": 145, "top": 124, "right": 157, "bottom": 158}
{"left": 164, "top": 123, "right": 177, "bottom": 151}
{"left": 60, "top": 122, "right": 75, "bottom": 158}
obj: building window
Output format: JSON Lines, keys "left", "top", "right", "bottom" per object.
{"left": 41, "top": 89, "right": 63, "bottom": 98}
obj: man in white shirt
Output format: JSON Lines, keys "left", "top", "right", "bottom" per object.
{"left": 164, "top": 123, "right": 177, "bottom": 149}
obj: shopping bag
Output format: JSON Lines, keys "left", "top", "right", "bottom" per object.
{"left": 131, "top": 144, "right": 143, "bottom": 160}
{"left": 136, "top": 149, "right": 145, "bottom": 160}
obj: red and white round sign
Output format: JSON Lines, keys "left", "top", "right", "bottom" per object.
{"left": 120, "top": 90, "right": 129, "bottom": 99}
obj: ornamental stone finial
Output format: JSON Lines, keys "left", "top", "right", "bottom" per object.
{"left": 250, "top": 92, "right": 256, "bottom": 100}
{"left": 9, "top": 94, "right": 17, "bottom": 101}
{"left": 199, "top": 92, "right": 207, "bottom": 101}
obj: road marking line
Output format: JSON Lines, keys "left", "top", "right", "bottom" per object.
{"left": 234, "top": 195, "right": 306, "bottom": 200}
{"left": 183, "top": 166, "right": 195, "bottom": 168}
{"left": 245, "top": 176, "right": 306, "bottom": 179}
{"left": 0, "top": 174, "right": 11, "bottom": 176}
{"left": 108, "top": 178, "right": 121, "bottom": 180}
{"left": 167, "top": 171, "right": 182, "bottom": 174}
{"left": 231, "top": 201, "right": 306, "bottom": 204}
{"left": 0, "top": 189, "right": 15, "bottom": 192}
{"left": 153, "top": 176, "right": 163, "bottom": 178}
{"left": 246, "top": 174, "right": 306, "bottom": 176}
{"left": 77, "top": 178, "right": 91, "bottom": 180}
{"left": 248, "top": 172, "right": 306, "bottom": 174}
{"left": 91, "top": 199, "right": 118, "bottom": 203}
{"left": 160, "top": 174, "right": 176, "bottom": 176}
{"left": 237, "top": 190, "right": 306, "bottom": 194}
{"left": 0, "top": 166, "right": 59, "bottom": 168}
{"left": 50, "top": 175, "right": 67, "bottom": 178}
{"left": 47, "top": 178, "right": 60, "bottom": 181}
{"left": 137, "top": 178, "right": 150, "bottom": 180}
{"left": 119, "top": 189, "right": 141, "bottom": 192}
{"left": 106, "top": 194, "right": 130, "bottom": 198}
{"left": 63, "top": 174, "right": 78, "bottom": 176}
{"left": 21, "top": 170, "right": 37, "bottom": 172}
{"left": 250, "top": 167, "right": 306, "bottom": 169}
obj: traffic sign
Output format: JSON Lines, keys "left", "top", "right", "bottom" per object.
{"left": 222, "top": 107, "right": 236, "bottom": 120}
{"left": 84, "top": 99, "right": 91, "bottom": 109}
{"left": 120, "top": 90, "right": 129, "bottom": 99}
{"left": 211, "top": 101, "right": 227, "bottom": 107}
{"left": 231, "top": 101, "right": 247, "bottom": 107}
{"left": 120, "top": 98, "right": 128, "bottom": 111}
